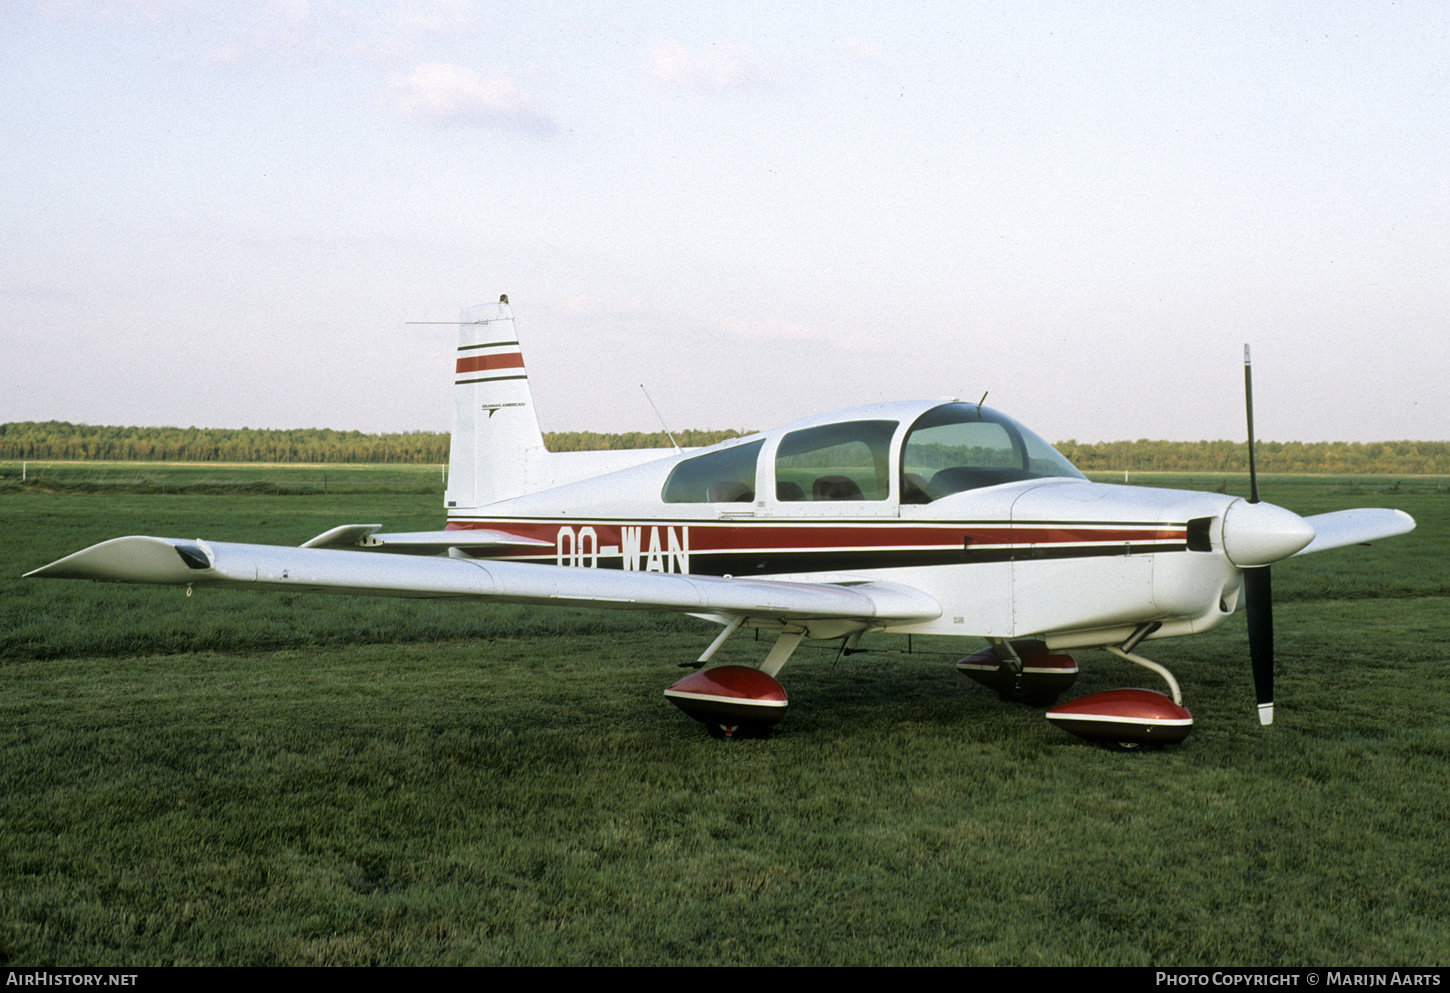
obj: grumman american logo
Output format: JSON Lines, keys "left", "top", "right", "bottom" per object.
{"left": 480, "top": 402, "right": 526, "bottom": 417}
{"left": 556, "top": 525, "right": 689, "bottom": 573}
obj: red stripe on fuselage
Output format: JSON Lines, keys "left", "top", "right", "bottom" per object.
{"left": 456, "top": 352, "right": 525, "bottom": 375}
{"left": 443, "top": 519, "right": 1184, "bottom": 554}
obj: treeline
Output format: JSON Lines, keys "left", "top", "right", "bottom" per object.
{"left": 5, "top": 422, "right": 1449, "bottom": 473}
{"left": 0, "top": 422, "right": 451, "bottom": 464}
{"left": 1058, "top": 439, "right": 1450, "bottom": 475}
{"left": 545, "top": 429, "right": 754, "bottom": 452}
{"left": 0, "top": 422, "right": 750, "bottom": 464}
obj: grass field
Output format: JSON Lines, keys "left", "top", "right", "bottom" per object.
{"left": 0, "top": 460, "right": 447, "bottom": 494}
{"left": 1, "top": 471, "right": 1446, "bottom": 965}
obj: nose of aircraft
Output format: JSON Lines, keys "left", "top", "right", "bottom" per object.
{"left": 1221, "top": 499, "right": 1316, "bottom": 568}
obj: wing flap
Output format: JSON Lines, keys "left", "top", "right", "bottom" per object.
{"left": 26, "top": 536, "right": 941, "bottom": 624}
{"left": 300, "top": 524, "right": 552, "bottom": 552}
{"left": 1294, "top": 508, "right": 1416, "bottom": 556}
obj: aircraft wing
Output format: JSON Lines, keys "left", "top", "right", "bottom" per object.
{"left": 25, "top": 536, "right": 941, "bottom": 630}
{"left": 1294, "top": 508, "right": 1416, "bottom": 556}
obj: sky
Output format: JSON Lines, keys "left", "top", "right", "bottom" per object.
{"left": 2, "top": 0, "right": 1446, "bottom": 444}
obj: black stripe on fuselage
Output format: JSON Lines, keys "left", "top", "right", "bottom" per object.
{"left": 489, "top": 541, "right": 1190, "bottom": 576}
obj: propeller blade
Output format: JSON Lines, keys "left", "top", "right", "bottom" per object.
{"left": 1243, "top": 344, "right": 1272, "bottom": 725}
{"left": 1244, "top": 344, "right": 1259, "bottom": 504}
{"left": 1243, "top": 565, "right": 1274, "bottom": 725}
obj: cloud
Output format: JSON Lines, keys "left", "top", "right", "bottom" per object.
{"left": 53, "top": 1, "right": 471, "bottom": 67}
{"left": 381, "top": 62, "right": 553, "bottom": 131}
{"left": 38, "top": 0, "right": 194, "bottom": 21}
{"left": 725, "top": 316, "right": 820, "bottom": 340}
{"left": 841, "top": 38, "right": 889, "bottom": 64}
{"left": 360, "top": 0, "right": 470, "bottom": 57}
{"left": 382, "top": 0, "right": 468, "bottom": 35}
{"left": 648, "top": 36, "right": 778, "bottom": 91}
{"left": 723, "top": 317, "right": 884, "bottom": 351}
{"left": 166, "top": 0, "right": 337, "bottom": 65}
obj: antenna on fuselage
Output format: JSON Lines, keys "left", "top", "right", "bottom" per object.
{"left": 976, "top": 392, "right": 988, "bottom": 417}
{"left": 640, "top": 384, "right": 682, "bottom": 453}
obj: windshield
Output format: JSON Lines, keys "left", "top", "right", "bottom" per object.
{"left": 901, "top": 403, "right": 1084, "bottom": 503}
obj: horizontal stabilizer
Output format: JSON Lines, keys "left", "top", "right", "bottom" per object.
{"left": 301, "top": 525, "right": 383, "bottom": 548}
{"left": 26, "top": 536, "right": 941, "bottom": 628}
{"left": 301, "top": 525, "right": 553, "bottom": 553}
{"left": 1295, "top": 508, "right": 1416, "bottom": 556}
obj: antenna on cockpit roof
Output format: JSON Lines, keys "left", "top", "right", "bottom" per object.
{"left": 976, "top": 391, "right": 988, "bottom": 417}
{"left": 640, "top": 384, "right": 682, "bottom": 453}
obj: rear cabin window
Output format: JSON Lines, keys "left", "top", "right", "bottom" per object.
{"left": 774, "top": 420, "right": 897, "bottom": 502}
{"left": 662, "top": 440, "right": 764, "bottom": 503}
{"left": 901, "top": 403, "right": 1084, "bottom": 503}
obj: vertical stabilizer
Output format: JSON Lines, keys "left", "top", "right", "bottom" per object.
{"left": 445, "top": 297, "right": 548, "bottom": 512}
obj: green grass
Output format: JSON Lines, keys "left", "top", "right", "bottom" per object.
{"left": 1087, "top": 469, "right": 1450, "bottom": 495}
{"left": 1, "top": 479, "right": 1447, "bottom": 965}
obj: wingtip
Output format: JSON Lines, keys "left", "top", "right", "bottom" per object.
{"left": 23, "top": 535, "right": 206, "bottom": 584}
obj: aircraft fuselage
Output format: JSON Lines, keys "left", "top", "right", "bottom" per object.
{"left": 445, "top": 399, "right": 1248, "bottom": 648}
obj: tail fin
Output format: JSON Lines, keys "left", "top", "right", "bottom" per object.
{"left": 445, "top": 297, "right": 548, "bottom": 512}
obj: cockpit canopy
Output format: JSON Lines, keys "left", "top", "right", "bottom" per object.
{"left": 900, "top": 402, "right": 1085, "bottom": 503}
{"left": 662, "top": 402, "right": 1083, "bottom": 505}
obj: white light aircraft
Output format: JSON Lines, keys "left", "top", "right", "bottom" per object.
{"left": 27, "top": 298, "right": 1416, "bottom": 747}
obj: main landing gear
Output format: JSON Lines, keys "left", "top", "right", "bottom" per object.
{"left": 663, "top": 623, "right": 805, "bottom": 739}
{"left": 956, "top": 639, "right": 1079, "bottom": 706}
{"left": 667, "top": 623, "right": 1195, "bottom": 749}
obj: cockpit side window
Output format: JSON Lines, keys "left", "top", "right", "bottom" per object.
{"left": 662, "top": 440, "right": 764, "bottom": 503}
{"left": 901, "top": 404, "right": 1083, "bottom": 502}
{"left": 774, "top": 420, "right": 897, "bottom": 501}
